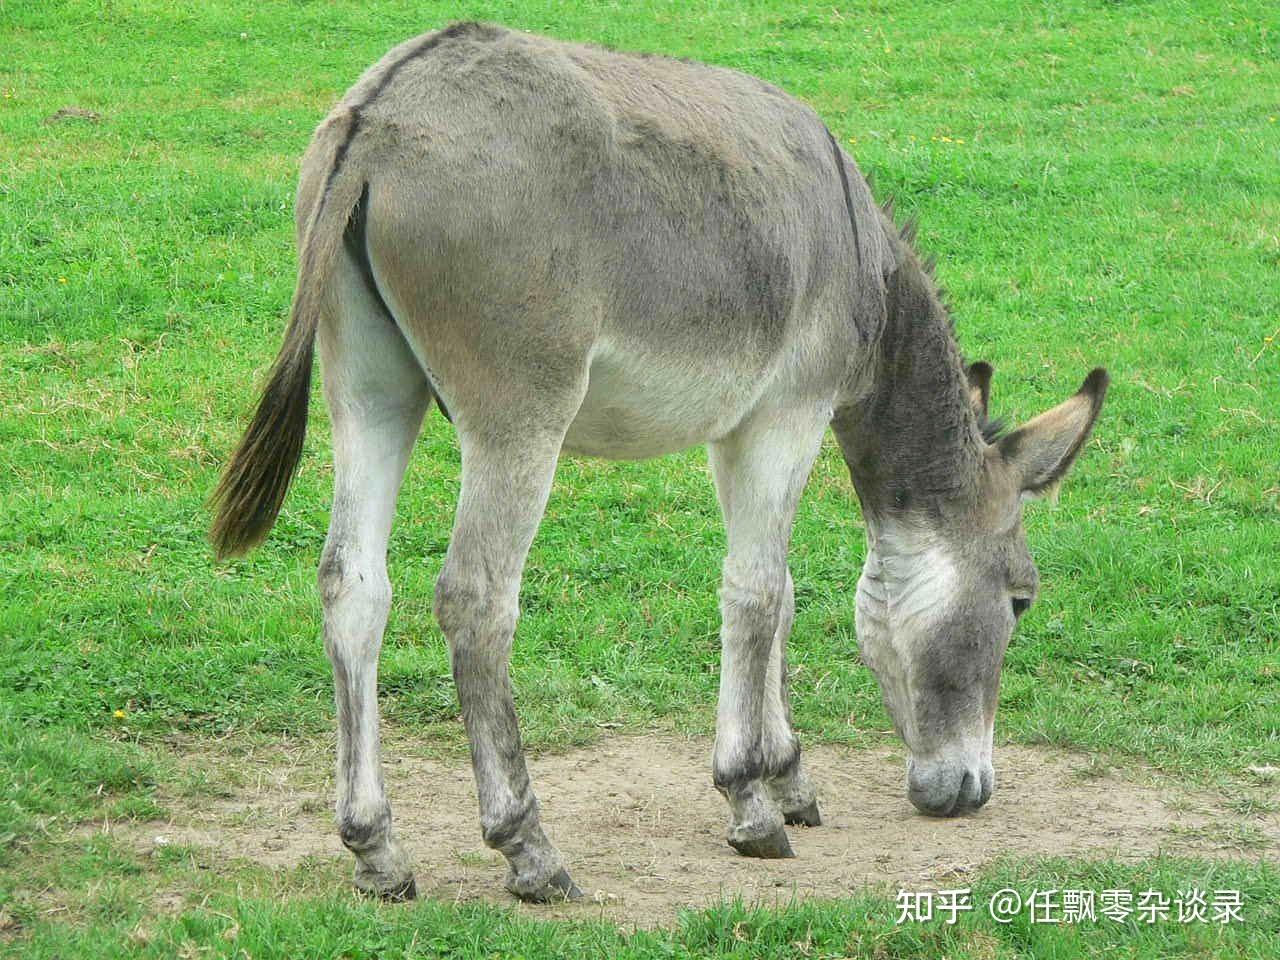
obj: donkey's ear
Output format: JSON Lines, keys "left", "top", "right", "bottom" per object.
{"left": 965, "top": 361, "right": 994, "bottom": 421}
{"left": 998, "top": 368, "right": 1109, "bottom": 497}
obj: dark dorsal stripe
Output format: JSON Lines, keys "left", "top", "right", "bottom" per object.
{"left": 826, "top": 129, "right": 862, "bottom": 269}
{"left": 321, "top": 23, "right": 493, "bottom": 201}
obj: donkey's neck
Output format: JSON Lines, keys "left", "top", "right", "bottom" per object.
{"left": 835, "top": 247, "right": 984, "bottom": 516}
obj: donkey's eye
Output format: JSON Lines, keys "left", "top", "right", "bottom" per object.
{"left": 1011, "top": 596, "right": 1032, "bottom": 619}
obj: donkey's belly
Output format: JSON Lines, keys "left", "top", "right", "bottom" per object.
{"left": 562, "top": 339, "right": 765, "bottom": 460}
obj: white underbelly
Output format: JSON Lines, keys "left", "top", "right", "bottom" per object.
{"left": 562, "top": 342, "right": 764, "bottom": 460}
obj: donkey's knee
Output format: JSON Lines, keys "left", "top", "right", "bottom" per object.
{"left": 719, "top": 566, "right": 786, "bottom": 647}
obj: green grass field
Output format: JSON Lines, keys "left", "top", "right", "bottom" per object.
{"left": 2, "top": 0, "right": 1277, "bottom": 956}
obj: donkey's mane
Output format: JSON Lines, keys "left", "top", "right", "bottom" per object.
{"left": 876, "top": 194, "right": 1007, "bottom": 444}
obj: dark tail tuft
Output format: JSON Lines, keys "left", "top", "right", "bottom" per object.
{"left": 208, "top": 330, "right": 316, "bottom": 559}
{"left": 209, "top": 114, "right": 364, "bottom": 560}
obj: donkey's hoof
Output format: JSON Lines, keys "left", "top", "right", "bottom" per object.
{"left": 507, "top": 866, "right": 583, "bottom": 903}
{"left": 783, "top": 799, "right": 822, "bottom": 828}
{"left": 381, "top": 876, "right": 418, "bottom": 902}
{"left": 355, "top": 874, "right": 417, "bottom": 902}
{"left": 729, "top": 825, "right": 795, "bottom": 859}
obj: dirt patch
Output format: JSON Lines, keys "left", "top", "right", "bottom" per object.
{"left": 90, "top": 733, "right": 1278, "bottom": 927}
{"left": 44, "top": 106, "right": 102, "bottom": 124}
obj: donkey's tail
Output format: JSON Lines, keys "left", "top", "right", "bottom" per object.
{"left": 209, "top": 114, "right": 365, "bottom": 560}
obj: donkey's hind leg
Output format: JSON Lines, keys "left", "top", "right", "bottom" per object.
{"left": 318, "top": 251, "right": 431, "bottom": 900}
{"left": 435, "top": 422, "right": 584, "bottom": 903}
{"left": 708, "top": 401, "right": 828, "bottom": 858}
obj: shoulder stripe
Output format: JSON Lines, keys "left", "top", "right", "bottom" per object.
{"left": 826, "top": 128, "right": 862, "bottom": 270}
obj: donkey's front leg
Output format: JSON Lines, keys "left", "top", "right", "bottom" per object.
{"left": 435, "top": 433, "right": 581, "bottom": 902}
{"left": 714, "top": 553, "right": 794, "bottom": 857}
{"left": 762, "top": 569, "right": 822, "bottom": 827}
{"left": 709, "top": 405, "right": 827, "bottom": 858}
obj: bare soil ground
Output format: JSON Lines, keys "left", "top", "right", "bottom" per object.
{"left": 90, "top": 733, "right": 1279, "bottom": 927}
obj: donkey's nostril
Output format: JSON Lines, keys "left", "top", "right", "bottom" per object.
{"left": 959, "top": 767, "right": 992, "bottom": 811}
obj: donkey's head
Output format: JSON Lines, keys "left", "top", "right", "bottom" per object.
{"left": 840, "top": 362, "right": 1108, "bottom": 817}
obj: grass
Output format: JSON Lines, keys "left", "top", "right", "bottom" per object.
{"left": 1, "top": 0, "right": 1277, "bottom": 955}
{"left": 5, "top": 854, "right": 1279, "bottom": 958}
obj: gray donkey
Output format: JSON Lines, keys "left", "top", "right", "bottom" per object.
{"left": 211, "top": 22, "right": 1108, "bottom": 903}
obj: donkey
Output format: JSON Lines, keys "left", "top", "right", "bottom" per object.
{"left": 211, "top": 22, "right": 1108, "bottom": 903}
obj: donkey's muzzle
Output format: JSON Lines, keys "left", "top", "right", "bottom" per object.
{"left": 907, "top": 756, "right": 994, "bottom": 817}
